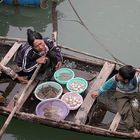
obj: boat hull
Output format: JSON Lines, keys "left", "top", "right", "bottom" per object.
{"left": 0, "top": 36, "right": 138, "bottom": 139}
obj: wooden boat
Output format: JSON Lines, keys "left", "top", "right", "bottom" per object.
{"left": 0, "top": 35, "right": 138, "bottom": 139}
{"left": 0, "top": 1, "right": 139, "bottom": 139}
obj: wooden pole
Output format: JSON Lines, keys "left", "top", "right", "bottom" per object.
{"left": 0, "top": 64, "right": 41, "bottom": 138}
{"left": 51, "top": 1, "right": 58, "bottom": 46}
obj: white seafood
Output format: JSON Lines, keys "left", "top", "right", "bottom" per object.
{"left": 69, "top": 81, "right": 85, "bottom": 92}
{"left": 63, "top": 95, "right": 82, "bottom": 107}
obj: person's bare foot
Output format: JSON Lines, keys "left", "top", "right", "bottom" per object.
{"left": 132, "top": 129, "right": 140, "bottom": 138}
{"left": 0, "top": 95, "right": 5, "bottom": 103}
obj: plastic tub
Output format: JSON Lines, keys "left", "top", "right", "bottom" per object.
{"left": 61, "top": 92, "right": 83, "bottom": 110}
{"left": 66, "top": 77, "right": 88, "bottom": 94}
{"left": 36, "top": 98, "right": 70, "bottom": 120}
{"left": 54, "top": 68, "right": 75, "bottom": 85}
{"left": 34, "top": 81, "right": 63, "bottom": 101}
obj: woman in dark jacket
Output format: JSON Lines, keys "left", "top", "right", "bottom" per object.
{"left": 16, "top": 29, "right": 63, "bottom": 79}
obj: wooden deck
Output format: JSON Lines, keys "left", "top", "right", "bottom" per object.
{"left": 74, "top": 62, "right": 115, "bottom": 124}
{"left": 0, "top": 42, "right": 21, "bottom": 65}
{"left": 109, "top": 112, "right": 121, "bottom": 132}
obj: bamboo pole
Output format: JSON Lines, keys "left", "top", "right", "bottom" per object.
{"left": 0, "top": 64, "right": 41, "bottom": 138}
{"left": 51, "top": 1, "right": 58, "bottom": 46}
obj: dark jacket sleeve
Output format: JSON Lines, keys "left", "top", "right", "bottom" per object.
{"left": 22, "top": 47, "right": 40, "bottom": 73}
{"left": 16, "top": 43, "right": 41, "bottom": 72}
{"left": 15, "top": 43, "right": 29, "bottom": 67}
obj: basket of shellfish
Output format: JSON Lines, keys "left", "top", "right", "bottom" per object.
{"left": 66, "top": 77, "right": 88, "bottom": 94}
{"left": 61, "top": 92, "right": 83, "bottom": 110}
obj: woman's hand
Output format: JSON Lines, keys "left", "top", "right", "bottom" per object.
{"left": 16, "top": 76, "right": 28, "bottom": 84}
{"left": 36, "top": 56, "right": 48, "bottom": 64}
{"left": 55, "top": 61, "right": 62, "bottom": 70}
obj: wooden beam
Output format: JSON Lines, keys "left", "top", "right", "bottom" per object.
{"left": 74, "top": 62, "right": 115, "bottom": 124}
{"left": 6, "top": 80, "right": 39, "bottom": 112}
{"left": 109, "top": 112, "right": 121, "bottom": 132}
{"left": 52, "top": 1, "right": 58, "bottom": 33}
{"left": 0, "top": 107, "right": 133, "bottom": 138}
{"left": 1, "top": 42, "right": 21, "bottom": 65}
{"left": 52, "top": 1, "right": 58, "bottom": 47}
{"left": 0, "top": 65, "right": 41, "bottom": 138}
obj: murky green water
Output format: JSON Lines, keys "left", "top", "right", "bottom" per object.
{"left": 0, "top": 0, "right": 140, "bottom": 139}
{"left": 0, "top": 116, "right": 121, "bottom": 140}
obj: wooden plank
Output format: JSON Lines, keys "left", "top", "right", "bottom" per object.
{"left": 6, "top": 80, "right": 39, "bottom": 112}
{"left": 109, "top": 112, "right": 121, "bottom": 132}
{"left": 16, "top": 81, "right": 39, "bottom": 111}
{"left": 74, "top": 62, "right": 115, "bottom": 124}
{"left": 6, "top": 85, "right": 26, "bottom": 111}
{"left": 0, "top": 107, "right": 133, "bottom": 138}
{"left": 0, "top": 65, "right": 41, "bottom": 138}
{"left": 1, "top": 42, "right": 21, "bottom": 65}
{"left": 52, "top": 1, "right": 58, "bottom": 33}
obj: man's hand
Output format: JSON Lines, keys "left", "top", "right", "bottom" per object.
{"left": 55, "top": 61, "right": 62, "bottom": 70}
{"left": 91, "top": 91, "right": 99, "bottom": 99}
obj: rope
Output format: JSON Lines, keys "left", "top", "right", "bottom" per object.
{"left": 67, "top": 0, "right": 126, "bottom": 65}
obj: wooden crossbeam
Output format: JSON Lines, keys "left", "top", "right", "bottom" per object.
{"left": 74, "top": 62, "right": 115, "bottom": 124}
{"left": 1, "top": 42, "right": 21, "bottom": 65}
{"left": 6, "top": 81, "right": 39, "bottom": 112}
{"left": 109, "top": 112, "right": 121, "bottom": 132}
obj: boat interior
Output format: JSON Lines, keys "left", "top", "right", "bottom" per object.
{"left": 0, "top": 41, "right": 130, "bottom": 135}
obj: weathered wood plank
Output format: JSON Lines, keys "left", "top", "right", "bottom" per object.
{"left": 0, "top": 107, "right": 133, "bottom": 138}
{"left": 6, "top": 80, "right": 39, "bottom": 112}
{"left": 0, "top": 65, "right": 41, "bottom": 137}
{"left": 109, "top": 112, "right": 121, "bottom": 132}
{"left": 16, "top": 81, "right": 39, "bottom": 111}
{"left": 52, "top": 1, "right": 58, "bottom": 33}
{"left": 74, "top": 62, "right": 115, "bottom": 124}
{"left": 6, "top": 85, "right": 26, "bottom": 111}
{"left": 1, "top": 42, "right": 21, "bottom": 65}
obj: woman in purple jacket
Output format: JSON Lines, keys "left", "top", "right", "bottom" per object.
{"left": 16, "top": 29, "right": 63, "bottom": 79}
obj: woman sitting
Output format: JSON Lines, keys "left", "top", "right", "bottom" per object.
{"left": 15, "top": 29, "right": 63, "bottom": 79}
